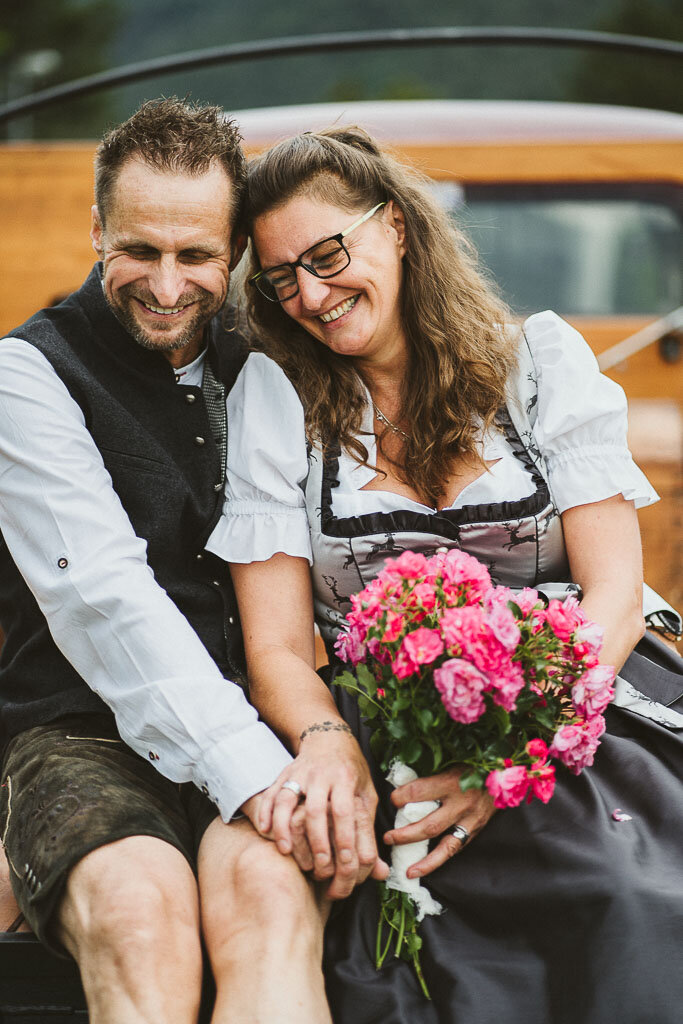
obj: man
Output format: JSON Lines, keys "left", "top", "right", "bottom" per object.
{"left": 0, "top": 98, "right": 376, "bottom": 1024}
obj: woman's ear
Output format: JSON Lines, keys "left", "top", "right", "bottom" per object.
{"left": 386, "top": 200, "right": 406, "bottom": 258}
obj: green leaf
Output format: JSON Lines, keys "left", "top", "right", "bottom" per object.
{"left": 332, "top": 670, "right": 357, "bottom": 691}
{"left": 459, "top": 769, "right": 485, "bottom": 792}
{"left": 426, "top": 735, "right": 443, "bottom": 772}
{"left": 357, "top": 695, "right": 379, "bottom": 720}
{"left": 355, "top": 662, "right": 376, "bottom": 695}
{"left": 508, "top": 600, "right": 524, "bottom": 619}
{"left": 400, "top": 736, "right": 424, "bottom": 766}
{"left": 387, "top": 718, "right": 409, "bottom": 740}
{"left": 533, "top": 706, "right": 558, "bottom": 731}
{"left": 417, "top": 707, "right": 434, "bottom": 732}
{"left": 492, "top": 705, "right": 511, "bottom": 737}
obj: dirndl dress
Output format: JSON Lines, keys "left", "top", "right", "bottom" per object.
{"left": 207, "top": 312, "right": 683, "bottom": 1024}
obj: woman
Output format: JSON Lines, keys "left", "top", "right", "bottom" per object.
{"left": 207, "top": 126, "right": 683, "bottom": 1023}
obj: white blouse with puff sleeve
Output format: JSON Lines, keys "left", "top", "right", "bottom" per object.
{"left": 206, "top": 312, "right": 657, "bottom": 566}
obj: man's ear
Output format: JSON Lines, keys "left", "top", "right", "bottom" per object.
{"left": 229, "top": 232, "right": 248, "bottom": 271}
{"left": 90, "top": 205, "right": 104, "bottom": 258}
{"left": 386, "top": 201, "right": 406, "bottom": 258}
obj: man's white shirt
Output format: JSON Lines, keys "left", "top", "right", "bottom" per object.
{"left": 0, "top": 338, "right": 292, "bottom": 821}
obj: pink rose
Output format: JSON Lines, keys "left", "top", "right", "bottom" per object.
{"left": 366, "top": 638, "right": 392, "bottom": 665}
{"left": 573, "top": 620, "right": 605, "bottom": 659}
{"left": 440, "top": 605, "right": 486, "bottom": 652}
{"left": 529, "top": 762, "right": 556, "bottom": 803}
{"left": 433, "top": 658, "right": 487, "bottom": 724}
{"left": 485, "top": 586, "right": 516, "bottom": 611}
{"left": 488, "top": 659, "right": 525, "bottom": 712}
{"left": 525, "top": 738, "right": 549, "bottom": 762}
{"left": 544, "top": 597, "right": 583, "bottom": 642}
{"left": 486, "top": 765, "right": 530, "bottom": 808}
{"left": 382, "top": 612, "right": 405, "bottom": 644}
{"left": 514, "top": 587, "right": 543, "bottom": 615}
{"left": 391, "top": 647, "right": 419, "bottom": 679}
{"left": 402, "top": 627, "right": 445, "bottom": 666}
{"left": 485, "top": 603, "right": 521, "bottom": 652}
{"left": 549, "top": 716, "right": 606, "bottom": 774}
{"left": 436, "top": 549, "right": 492, "bottom": 602}
{"left": 412, "top": 581, "right": 438, "bottom": 612}
{"left": 385, "top": 551, "right": 429, "bottom": 580}
{"left": 571, "top": 664, "right": 615, "bottom": 717}
{"left": 334, "top": 626, "right": 367, "bottom": 665}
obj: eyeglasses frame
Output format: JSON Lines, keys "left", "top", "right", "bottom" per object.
{"left": 250, "top": 201, "right": 387, "bottom": 302}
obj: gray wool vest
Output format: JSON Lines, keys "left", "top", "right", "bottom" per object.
{"left": 0, "top": 265, "right": 248, "bottom": 749}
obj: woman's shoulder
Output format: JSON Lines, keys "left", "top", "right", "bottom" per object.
{"left": 519, "top": 310, "right": 597, "bottom": 369}
{"left": 232, "top": 350, "right": 305, "bottom": 412}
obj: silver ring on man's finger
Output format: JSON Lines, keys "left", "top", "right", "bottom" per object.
{"left": 282, "top": 779, "right": 304, "bottom": 798}
{"left": 451, "top": 824, "right": 470, "bottom": 845}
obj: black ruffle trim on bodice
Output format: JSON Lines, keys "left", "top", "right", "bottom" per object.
{"left": 319, "top": 406, "right": 551, "bottom": 541}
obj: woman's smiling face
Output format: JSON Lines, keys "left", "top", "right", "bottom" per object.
{"left": 252, "top": 193, "right": 408, "bottom": 366}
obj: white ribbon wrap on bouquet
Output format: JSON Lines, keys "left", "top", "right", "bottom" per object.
{"left": 385, "top": 760, "right": 444, "bottom": 922}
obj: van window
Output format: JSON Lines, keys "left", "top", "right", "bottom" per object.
{"left": 437, "top": 184, "right": 681, "bottom": 317}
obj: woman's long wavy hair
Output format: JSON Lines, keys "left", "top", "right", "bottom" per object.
{"left": 245, "top": 126, "right": 517, "bottom": 507}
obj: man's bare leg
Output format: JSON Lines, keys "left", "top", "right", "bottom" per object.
{"left": 198, "top": 817, "right": 332, "bottom": 1024}
{"left": 58, "top": 835, "right": 203, "bottom": 1024}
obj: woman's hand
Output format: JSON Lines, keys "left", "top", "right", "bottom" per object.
{"left": 259, "top": 728, "right": 389, "bottom": 899}
{"left": 384, "top": 767, "right": 495, "bottom": 878}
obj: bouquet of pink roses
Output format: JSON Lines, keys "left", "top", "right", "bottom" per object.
{"left": 334, "top": 548, "right": 614, "bottom": 997}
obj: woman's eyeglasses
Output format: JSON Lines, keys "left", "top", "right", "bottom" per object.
{"left": 250, "top": 202, "right": 386, "bottom": 303}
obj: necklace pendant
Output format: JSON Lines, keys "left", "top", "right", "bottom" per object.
{"left": 373, "top": 403, "right": 409, "bottom": 442}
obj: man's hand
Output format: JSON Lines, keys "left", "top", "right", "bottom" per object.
{"left": 256, "top": 729, "right": 388, "bottom": 899}
{"left": 384, "top": 767, "right": 495, "bottom": 878}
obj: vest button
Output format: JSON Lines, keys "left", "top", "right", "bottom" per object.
{"left": 194, "top": 436, "right": 206, "bottom": 446}
{"left": 196, "top": 553, "right": 204, "bottom": 561}
{"left": 185, "top": 393, "right": 196, "bottom": 404}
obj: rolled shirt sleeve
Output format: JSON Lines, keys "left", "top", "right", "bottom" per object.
{"left": 0, "top": 340, "right": 291, "bottom": 821}
{"left": 524, "top": 311, "right": 659, "bottom": 513}
{"left": 206, "top": 352, "right": 312, "bottom": 564}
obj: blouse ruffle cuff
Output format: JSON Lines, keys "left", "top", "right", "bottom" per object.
{"left": 546, "top": 445, "right": 659, "bottom": 513}
{"left": 205, "top": 501, "right": 313, "bottom": 565}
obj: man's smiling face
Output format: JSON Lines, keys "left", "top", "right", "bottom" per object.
{"left": 90, "top": 155, "right": 238, "bottom": 367}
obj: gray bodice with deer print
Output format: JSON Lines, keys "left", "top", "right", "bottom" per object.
{"left": 305, "top": 354, "right": 570, "bottom": 651}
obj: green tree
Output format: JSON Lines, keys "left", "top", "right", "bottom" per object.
{"left": 0, "top": 0, "right": 121, "bottom": 139}
{"left": 571, "top": 0, "right": 683, "bottom": 112}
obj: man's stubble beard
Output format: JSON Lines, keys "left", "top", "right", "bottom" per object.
{"left": 106, "top": 285, "right": 225, "bottom": 353}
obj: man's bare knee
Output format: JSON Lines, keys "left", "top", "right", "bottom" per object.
{"left": 59, "top": 835, "right": 199, "bottom": 959}
{"left": 199, "top": 821, "right": 322, "bottom": 957}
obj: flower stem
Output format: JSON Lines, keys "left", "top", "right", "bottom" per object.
{"left": 413, "top": 949, "right": 431, "bottom": 1000}
{"left": 338, "top": 682, "right": 389, "bottom": 717}
{"left": 394, "top": 901, "right": 406, "bottom": 958}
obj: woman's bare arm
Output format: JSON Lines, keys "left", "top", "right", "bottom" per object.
{"left": 561, "top": 494, "right": 645, "bottom": 671}
{"left": 230, "top": 553, "right": 387, "bottom": 898}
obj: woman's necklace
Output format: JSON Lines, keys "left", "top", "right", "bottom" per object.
{"left": 373, "top": 403, "right": 410, "bottom": 442}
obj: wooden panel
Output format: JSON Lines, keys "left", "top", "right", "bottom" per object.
{"left": 0, "top": 144, "right": 97, "bottom": 335}
{"left": 406, "top": 141, "right": 683, "bottom": 185}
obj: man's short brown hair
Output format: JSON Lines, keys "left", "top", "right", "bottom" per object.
{"left": 94, "top": 96, "right": 247, "bottom": 232}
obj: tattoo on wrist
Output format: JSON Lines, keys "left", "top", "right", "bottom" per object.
{"left": 299, "top": 720, "right": 353, "bottom": 742}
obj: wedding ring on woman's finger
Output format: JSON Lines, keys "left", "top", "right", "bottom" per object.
{"left": 281, "top": 779, "right": 305, "bottom": 798}
{"left": 451, "top": 824, "right": 470, "bottom": 845}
